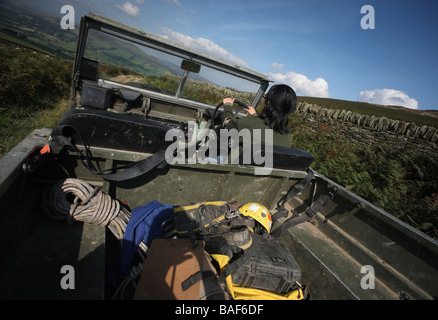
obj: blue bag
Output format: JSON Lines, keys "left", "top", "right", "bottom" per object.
{"left": 106, "top": 200, "right": 174, "bottom": 290}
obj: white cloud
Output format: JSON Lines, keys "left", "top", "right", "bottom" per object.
{"left": 114, "top": 2, "right": 140, "bottom": 18}
{"left": 358, "top": 88, "right": 418, "bottom": 109}
{"left": 270, "top": 62, "right": 284, "bottom": 72}
{"left": 268, "top": 63, "right": 329, "bottom": 98}
{"left": 156, "top": 26, "right": 249, "bottom": 68}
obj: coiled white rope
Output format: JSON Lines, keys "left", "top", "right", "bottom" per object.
{"left": 43, "top": 178, "right": 131, "bottom": 244}
{"left": 43, "top": 178, "right": 151, "bottom": 299}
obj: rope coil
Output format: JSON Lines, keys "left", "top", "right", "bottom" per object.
{"left": 43, "top": 178, "right": 150, "bottom": 299}
{"left": 42, "top": 178, "right": 131, "bottom": 242}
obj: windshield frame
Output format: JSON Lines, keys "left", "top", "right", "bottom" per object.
{"left": 72, "top": 13, "right": 270, "bottom": 111}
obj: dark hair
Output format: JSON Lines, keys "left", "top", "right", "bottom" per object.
{"left": 259, "top": 84, "right": 297, "bottom": 134}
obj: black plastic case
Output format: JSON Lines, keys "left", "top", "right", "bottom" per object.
{"left": 80, "top": 83, "right": 114, "bottom": 110}
{"left": 231, "top": 233, "right": 301, "bottom": 293}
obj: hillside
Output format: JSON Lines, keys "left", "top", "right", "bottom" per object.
{"left": 0, "top": 2, "right": 172, "bottom": 77}
{"left": 298, "top": 96, "right": 438, "bottom": 128}
{"left": 0, "top": 0, "right": 78, "bottom": 59}
{"left": 0, "top": 0, "right": 212, "bottom": 82}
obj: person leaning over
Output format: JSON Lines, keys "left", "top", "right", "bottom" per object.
{"left": 221, "top": 84, "right": 297, "bottom": 148}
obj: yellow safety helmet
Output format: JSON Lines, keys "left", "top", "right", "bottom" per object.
{"left": 238, "top": 203, "right": 272, "bottom": 234}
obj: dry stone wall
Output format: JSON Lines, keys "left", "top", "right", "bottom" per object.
{"left": 295, "top": 102, "right": 438, "bottom": 155}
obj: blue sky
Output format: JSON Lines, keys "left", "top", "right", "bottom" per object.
{"left": 26, "top": 0, "right": 438, "bottom": 110}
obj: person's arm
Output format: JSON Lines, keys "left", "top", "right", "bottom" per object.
{"left": 245, "top": 106, "right": 258, "bottom": 117}
{"left": 221, "top": 98, "right": 238, "bottom": 129}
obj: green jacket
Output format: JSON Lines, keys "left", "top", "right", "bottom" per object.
{"left": 220, "top": 103, "right": 292, "bottom": 148}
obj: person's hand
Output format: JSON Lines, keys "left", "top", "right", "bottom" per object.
{"left": 245, "top": 106, "right": 257, "bottom": 115}
{"left": 223, "top": 97, "right": 235, "bottom": 105}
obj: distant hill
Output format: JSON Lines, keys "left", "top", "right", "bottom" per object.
{"left": 0, "top": 0, "right": 78, "bottom": 59}
{"left": 0, "top": 0, "right": 208, "bottom": 81}
{"left": 298, "top": 96, "right": 438, "bottom": 128}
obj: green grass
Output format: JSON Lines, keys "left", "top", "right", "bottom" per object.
{"left": 0, "top": 39, "right": 71, "bottom": 157}
{"left": 0, "top": 31, "right": 54, "bottom": 55}
{"left": 0, "top": 99, "right": 69, "bottom": 157}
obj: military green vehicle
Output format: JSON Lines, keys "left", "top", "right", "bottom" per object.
{"left": 0, "top": 13, "right": 436, "bottom": 300}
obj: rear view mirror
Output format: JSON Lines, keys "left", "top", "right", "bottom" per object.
{"left": 181, "top": 60, "right": 201, "bottom": 73}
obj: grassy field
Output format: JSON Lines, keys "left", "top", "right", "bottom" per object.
{"left": 298, "top": 96, "right": 438, "bottom": 128}
{"left": 86, "top": 31, "right": 172, "bottom": 77}
{"left": 0, "top": 30, "right": 54, "bottom": 55}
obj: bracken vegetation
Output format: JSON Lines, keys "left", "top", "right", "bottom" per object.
{"left": 0, "top": 40, "right": 71, "bottom": 157}
{"left": 289, "top": 113, "right": 438, "bottom": 238}
{"left": 0, "top": 41, "right": 71, "bottom": 108}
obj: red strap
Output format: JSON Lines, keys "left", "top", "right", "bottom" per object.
{"left": 40, "top": 144, "right": 51, "bottom": 154}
